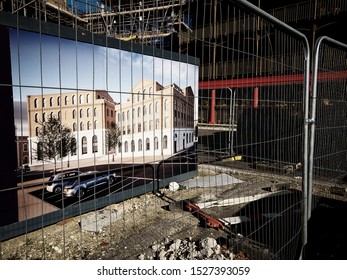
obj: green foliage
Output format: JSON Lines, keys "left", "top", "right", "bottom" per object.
{"left": 105, "top": 122, "right": 121, "bottom": 153}
{"left": 36, "top": 115, "right": 74, "bottom": 170}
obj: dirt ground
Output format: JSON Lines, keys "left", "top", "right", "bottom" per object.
{"left": 0, "top": 164, "right": 304, "bottom": 260}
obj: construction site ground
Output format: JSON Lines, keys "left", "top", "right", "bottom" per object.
{"left": 1, "top": 163, "right": 346, "bottom": 260}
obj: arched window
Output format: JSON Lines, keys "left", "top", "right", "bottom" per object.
{"left": 72, "top": 110, "right": 76, "bottom": 119}
{"left": 73, "top": 123, "right": 77, "bottom": 131}
{"left": 23, "top": 143, "right": 28, "bottom": 152}
{"left": 164, "top": 99, "right": 168, "bottom": 111}
{"left": 137, "top": 91, "right": 141, "bottom": 102}
{"left": 71, "top": 138, "right": 77, "bottom": 156}
{"left": 64, "top": 96, "right": 68, "bottom": 105}
{"left": 80, "top": 122, "right": 84, "bottom": 131}
{"left": 50, "top": 97, "right": 54, "bottom": 107}
{"left": 87, "top": 108, "right": 90, "bottom": 118}
{"left": 94, "top": 120, "right": 97, "bottom": 129}
{"left": 149, "top": 103, "right": 152, "bottom": 115}
{"left": 50, "top": 112, "right": 54, "bottom": 120}
{"left": 82, "top": 137, "right": 87, "bottom": 154}
{"left": 87, "top": 121, "right": 91, "bottom": 130}
{"left": 131, "top": 140, "right": 135, "bottom": 152}
{"left": 137, "top": 107, "right": 141, "bottom": 118}
{"left": 37, "top": 142, "right": 43, "bottom": 160}
{"left": 80, "top": 109, "right": 83, "bottom": 118}
{"left": 79, "top": 94, "right": 84, "bottom": 104}
{"left": 124, "top": 141, "right": 128, "bottom": 152}
{"left": 163, "top": 135, "right": 168, "bottom": 149}
{"left": 42, "top": 98, "right": 46, "bottom": 108}
{"left": 118, "top": 142, "right": 122, "bottom": 153}
{"left": 143, "top": 89, "right": 146, "bottom": 100}
{"left": 57, "top": 111, "right": 61, "bottom": 120}
{"left": 94, "top": 107, "right": 97, "bottom": 117}
{"left": 146, "top": 138, "right": 150, "bottom": 151}
{"left": 35, "top": 113, "right": 38, "bottom": 123}
{"left": 35, "top": 127, "right": 39, "bottom": 136}
{"left": 57, "top": 97, "right": 60, "bottom": 106}
{"left": 149, "top": 87, "right": 152, "bottom": 95}
{"left": 138, "top": 139, "right": 143, "bottom": 151}
{"left": 42, "top": 113, "right": 46, "bottom": 122}
{"left": 72, "top": 95, "right": 76, "bottom": 104}
{"left": 155, "top": 101, "right": 158, "bottom": 113}
{"left": 86, "top": 94, "right": 90, "bottom": 103}
{"left": 34, "top": 99, "right": 38, "bottom": 108}
{"left": 143, "top": 105, "right": 147, "bottom": 116}
{"left": 127, "top": 110, "right": 130, "bottom": 121}
{"left": 92, "top": 135, "right": 98, "bottom": 153}
{"left": 154, "top": 137, "right": 159, "bottom": 150}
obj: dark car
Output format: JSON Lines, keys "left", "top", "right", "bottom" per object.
{"left": 63, "top": 171, "right": 116, "bottom": 198}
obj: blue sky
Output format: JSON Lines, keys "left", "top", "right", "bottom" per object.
{"left": 10, "top": 29, "right": 199, "bottom": 135}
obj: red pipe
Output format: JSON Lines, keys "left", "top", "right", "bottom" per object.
{"left": 209, "top": 89, "right": 216, "bottom": 124}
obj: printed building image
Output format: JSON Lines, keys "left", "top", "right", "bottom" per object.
{"left": 115, "top": 80, "right": 196, "bottom": 160}
{"left": 16, "top": 136, "right": 29, "bottom": 167}
{"left": 27, "top": 90, "right": 115, "bottom": 166}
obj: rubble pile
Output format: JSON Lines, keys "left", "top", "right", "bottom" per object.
{"left": 138, "top": 237, "right": 234, "bottom": 260}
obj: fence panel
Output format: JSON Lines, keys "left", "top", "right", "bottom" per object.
{"left": 0, "top": 0, "right": 310, "bottom": 260}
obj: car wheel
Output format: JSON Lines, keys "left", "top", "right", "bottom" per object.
{"left": 109, "top": 176, "right": 115, "bottom": 185}
{"left": 76, "top": 188, "right": 85, "bottom": 198}
{"left": 53, "top": 186, "right": 62, "bottom": 194}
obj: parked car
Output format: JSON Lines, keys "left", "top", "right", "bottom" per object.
{"left": 63, "top": 171, "right": 116, "bottom": 198}
{"left": 46, "top": 170, "right": 82, "bottom": 194}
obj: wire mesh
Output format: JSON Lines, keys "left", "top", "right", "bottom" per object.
{"left": 0, "top": 0, "right": 311, "bottom": 260}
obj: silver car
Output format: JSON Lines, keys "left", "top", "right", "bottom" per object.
{"left": 46, "top": 170, "right": 81, "bottom": 194}
{"left": 63, "top": 171, "right": 116, "bottom": 198}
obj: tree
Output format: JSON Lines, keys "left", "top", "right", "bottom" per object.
{"left": 105, "top": 122, "right": 121, "bottom": 161}
{"left": 36, "top": 116, "right": 74, "bottom": 172}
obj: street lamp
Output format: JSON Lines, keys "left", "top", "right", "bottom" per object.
{"left": 227, "top": 88, "right": 236, "bottom": 157}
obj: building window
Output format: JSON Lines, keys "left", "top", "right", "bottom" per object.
{"left": 165, "top": 117, "right": 169, "bottom": 128}
{"left": 94, "top": 120, "right": 97, "bottom": 129}
{"left": 58, "top": 111, "right": 61, "bottom": 120}
{"left": 37, "top": 142, "right": 43, "bottom": 160}
{"left": 87, "top": 108, "right": 90, "bottom": 118}
{"left": 86, "top": 94, "right": 90, "bottom": 103}
{"left": 143, "top": 89, "right": 146, "bottom": 100}
{"left": 80, "top": 109, "right": 83, "bottom": 118}
{"left": 143, "top": 105, "right": 147, "bottom": 116}
{"left": 50, "top": 112, "right": 54, "bottom": 120}
{"left": 137, "top": 91, "right": 141, "bottom": 102}
{"left": 155, "top": 119, "right": 159, "bottom": 129}
{"left": 80, "top": 122, "right": 84, "bottom": 131}
{"left": 124, "top": 141, "right": 128, "bottom": 152}
{"left": 73, "top": 123, "right": 76, "bottom": 131}
{"left": 154, "top": 137, "right": 159, "bottom": 150}
{"left": 146, "top": 138, "right": 150, "bottom": 151}
{"left": 137, "top": 107, "right": 141, "bottom": 118}
{"left": 143, "top": 121, "right": 147, "bottom": 131}
{"left": 71, "top": 138, "right": 77, "bottom": 156}
{"left": 42, "top": 98, "right": 46, "bottom": 108}
{"left": 72, "top": 110, "right": 76, "bottom": 119}
{"left": 82, "top": 137, "right": 87, "bottom": 154}
{"left": 23, "top": 156, "right": 29, "bottom": 164}
{"left": 50, "top": 97, "right": 54, "bottom": 107}
{"left": 72, "top": 95, "right": 76, "bottom": 104}
{"left": 163, "top": 136, "right": 168, "bottom": 149}
{"left": 131, "top": 140, "right": 135, "bottom": 152}
{"left": 42, "top": 113, "right": 46, "bottom": 122}
{"left": 65, "top": 96, "right": 68, "bottom": 105}
{"left": 107, "top": 108, "right": 110, "bottom": 117}
{"left": 127, "top": 125, "right": 131, "bottom": 134}
{"left": 23, "top": 143, "right": 28, "bottom": 152}
{"left": 149, "top": 120, "right": 153, "bottom": 130}
{"left": 79, "top": 94, "right": 84, "bottom": 104}
{"left": 149, "top": 103, "right": 152, "bottom": 115}
{"left": 87, "top": 121, "right": 91, "bottom": 130}
{"left": 92, "top": 135, "right": 98, "bottom": 153}
{"left": 164, "top": 99, "right": 168, "bottom": 111}
{"left": 138, "top": 123, "right": 141, "bottom": 132}
{"left": 149, "top": 87, "right": 152, "bottom": 95}
{"left": 35, "top": 113, "right": 38, "bottom": 123}
{"left": 34, "top": 98, "right": 38, "bottom": 108}
{"left": 57, "top": 97, "right": 60, "bottom": 106}
{"left": 118, "top": 142, "right": 122, "bottom": 153}
{"left": 94, "top": 107, "right": 97, "bottom": 117}
{"left": 138, "top": 139, "right": 142, "bottom": 151}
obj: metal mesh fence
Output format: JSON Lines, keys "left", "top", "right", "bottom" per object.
{"left": 0, "top": 0, "right": 313, "bottom": 260}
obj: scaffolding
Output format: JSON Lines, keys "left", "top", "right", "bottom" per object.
{"left": 5, "top": 0, "right": 192, "bottom": 46}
